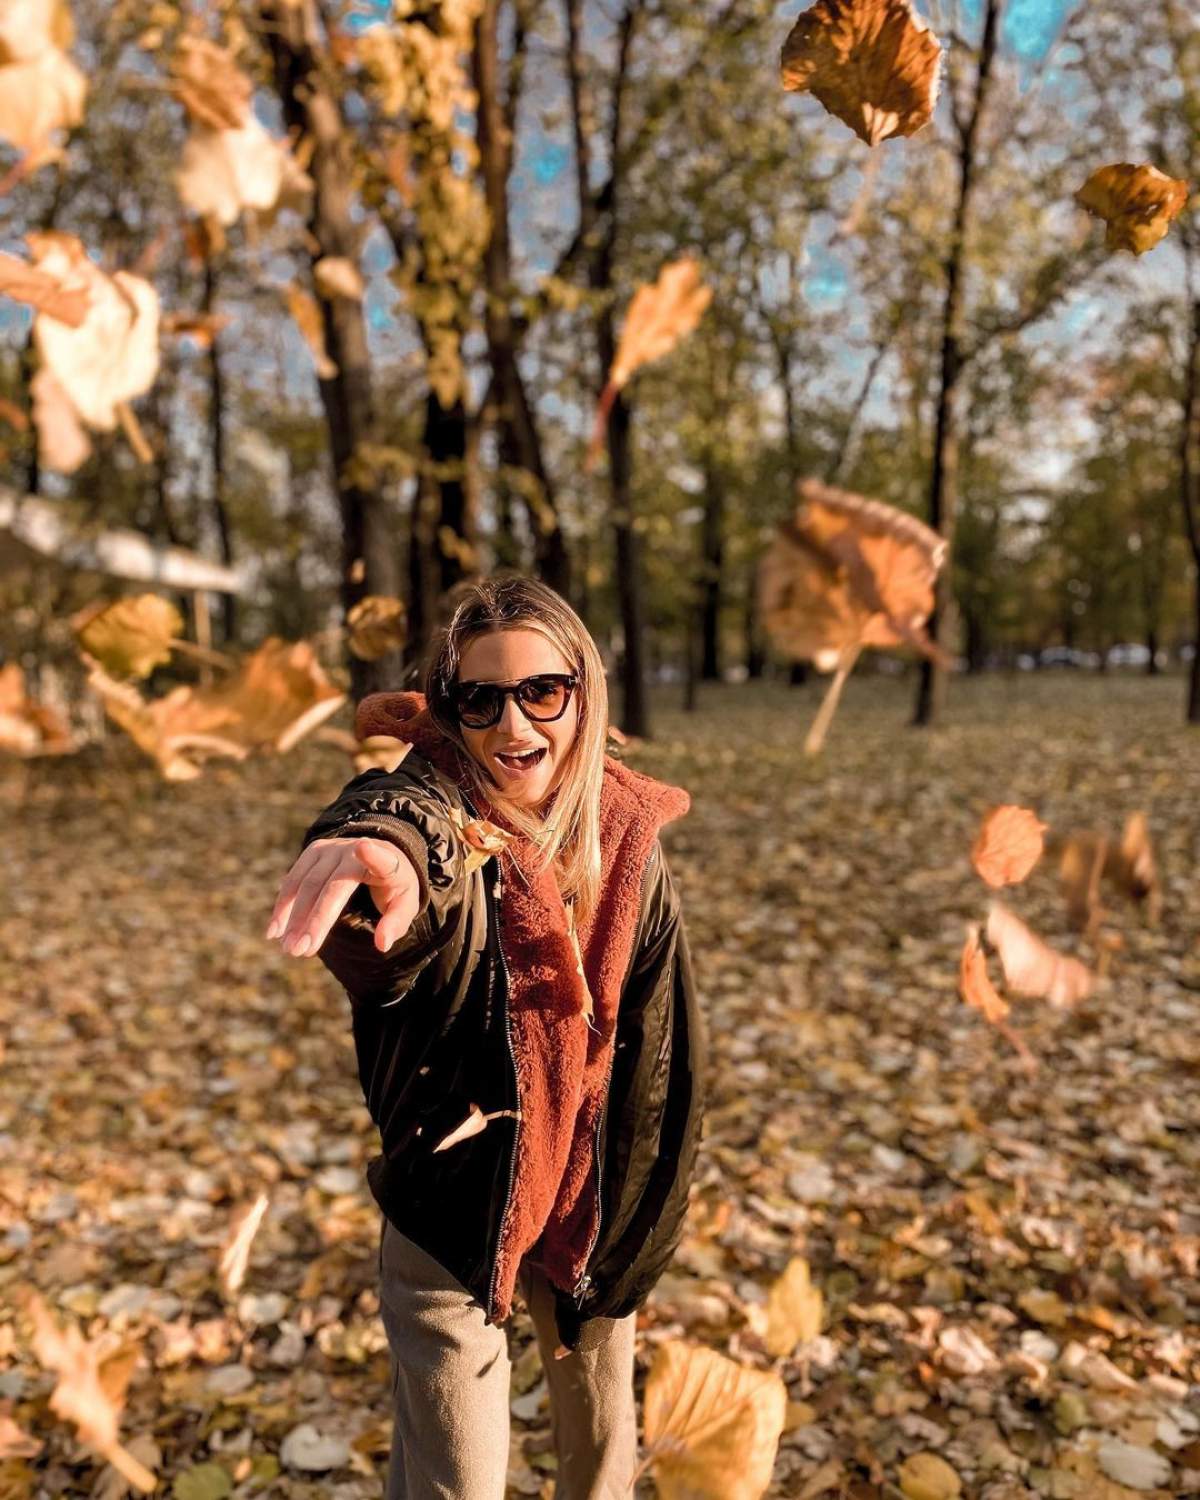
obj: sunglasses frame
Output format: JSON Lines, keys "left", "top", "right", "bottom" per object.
{"left": 450, "top": 672, "right": 579, "bottom": 730}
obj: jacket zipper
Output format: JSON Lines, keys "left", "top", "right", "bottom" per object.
{"left": 487, "top": 857, "right": 521, "bottom": 1324}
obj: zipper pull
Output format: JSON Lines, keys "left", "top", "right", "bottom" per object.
{"left": 573, "top": 1272, "right": 593, "bottom": 1304}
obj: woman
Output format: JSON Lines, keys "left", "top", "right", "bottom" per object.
{"left": 265, "top": 575, "right": 706, "bottom": 1500}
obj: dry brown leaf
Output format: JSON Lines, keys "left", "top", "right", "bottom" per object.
{"left": 446, "top": 803, "right": 515, "bottom": 875}
{"left": 30, "top": 364, "right": 90, "bottom": 472}
{"left": 0, "top": 0, "right": 87, "bottom": 162}
{"left": 958, "top": 926, "right": 1010, "bottom": 1025}
{"left": 898, "top": 1451, "right": 962, "bottom": 1500}
{"left": 71, "top": 594, "right": 183, "bottom": 681}
{"left": 285, "top": 284, "right": 337, "bottom": 379}
{"left": 351, "top": 734, "right": 414, "bottom": 775}
{"left": 0, "top": 660, "right": 75, "bottom": 757}
{"left": 589, "top": 258, "right": 712, "bottom": 467}
{"left": 432, "top": 1103, "right": 520, "bottom": 1153}
{"left": 1075, "top": 163, "right": 1189, "bottom": 255}
{"left": 0, "top": 1416, "right": 42, "bottom": 1460}
{"left": 986, "top": 902, "right": 1094, "bottom": 1010}
{"left": 642, "top": 1339, "right": 787, "bottom": 1499}
{"left": 194, "top": 637, "right": 345, "bottom": 754}
{"left": 781, "top": 0, "right": 943, "bottom": 147}
{"left": 1059, "top": 829, "right": 1108, "bottom": 933}
{"left": 177, "top": 120, "right": 310, "bottom": 227}
{"left": 28, "top": 233, "right": 159, "bottom": 435}
{"left": 0, "top": 249, "right": 88, "bottom": 325}
{"left": 970, "top": 805, "right": 1047, "bottom": 888}
{"left": 159, "top": 309, "right": 233, "bottom": 347}
{"left": 167, "top": 36, "right": 251, "bottom": 131}
{"left": 1114, "top": 811, "right": 1161, "bottom": 922}
{"left": 314, "top": 255, "right": 366, "bottom": 301}
{"left": 23, "top": 1292, "right": 156, "bottom": 1493}
{"left": 347, "top": 594, "right": 407, "bottom": 661}
{"left": 219, "top": 1194, "right": 269, "bottom": 1297}
{"left": 762, "top": 1258, "right": 823, "bottom": 1357}
{"left": 759, "top": 478, "right": 949, "bottom": 670}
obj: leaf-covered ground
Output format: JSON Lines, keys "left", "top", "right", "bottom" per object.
{"left": 2, "top": 674, "right": 1198, "bottom": 1499}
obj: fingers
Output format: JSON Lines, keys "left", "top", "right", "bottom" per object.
{"left": 264, "top": 842, "right": 325, "bottom": 940}
{"left": 374, "top": 878, "right": 421, "bottom": 954}
{"left": 353, "top": 837, "right": 404, "bottom": 885}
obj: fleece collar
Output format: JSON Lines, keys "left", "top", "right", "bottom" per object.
{"left": 354, "top": 690, "right": 690, "bottom": 1317}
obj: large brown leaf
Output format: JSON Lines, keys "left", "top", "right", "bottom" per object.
{"left": 0, "top": 0, "right": 86, "bottom": 162}
{"left": 970, "top": 805, "right": 1046, "bottom": 889}
{"left": 0, "top": 250, "right": 88, "bottom": 325}
{"left": 758, "top": 477, "right": 948, "bottom": 669}
{"left": 71, "top": 594, "right": 183, "bottom": 681}
{"left": 1075, "top": 163, "right": 1189, "bottom": 255}
{"left": 642, "top": 1339, "right": 787, "bottom": 1499}
{"left": 781, "top": 0, "right": 942, "bottom": 147}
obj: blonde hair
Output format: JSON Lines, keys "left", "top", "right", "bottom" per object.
{"left": 423, "top": 574, "right": 608, "bottom": 922}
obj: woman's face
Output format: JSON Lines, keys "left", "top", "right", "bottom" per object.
{"left": 456, "top": 628, "right": 580, "bottom": 809}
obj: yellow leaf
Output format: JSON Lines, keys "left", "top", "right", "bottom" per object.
{"left": 781, "top": 0, "right": 943, "bottom": 148}
{"left": 610, "top": 258, "right": 713, "bottom": 393}
{"left": 347, "top": 594, "right": 407, "bottom": 661}
{"left": 285, "top": 284, "right": 337, "bottom": 379}
{"left": 71, "top": 594, "right": 183, "bottom": 681}
{"left": 763, "top": 1257, "right": 823, "bottom": 1357}
{"left": 314, "top": 255, "right": 366, "bottom": 301}
{"left": 1075, "top": 162, "right": 1189, "bottom": 255}
{"left": 643, "top": 1339, "right": 786, "bottom": 1500}
{"left": 898, "top": 1451, "right": 962, "bottom": 1500}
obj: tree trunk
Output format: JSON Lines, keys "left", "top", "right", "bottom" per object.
{"left": 700, "top": 456, "right": 724, "bottom": 681}
{"left": 202, "top": 257, "right": 237, "bottom": 646}
{"left": 1179, "top": 289, "right": 1200, "bottom": 722}
{"left": 474, "top": 0, "right": 570, "bottom": 596}
{"left": 263, "top": 0, "right": 401, "bottom": 700}
{"left": 744, "top": 562, "right": 765, "bottom": 680}
{"left": 913, "top": 0, "right": 1003, "bottom": 727}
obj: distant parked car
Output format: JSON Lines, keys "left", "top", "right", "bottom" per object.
{"left": 1037, "top": 647, "right": 1099, "bottom": 669}
{"left": 1107, "top": 643, "right": 1151, "bottom": 667}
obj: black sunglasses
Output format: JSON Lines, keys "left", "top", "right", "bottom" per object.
{"left": 450, "top": 673, "right": 578, "bottom": 729}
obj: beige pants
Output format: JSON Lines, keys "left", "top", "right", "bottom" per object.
{"left": 378, "top": 1214, "right": 639, "bottom": 1499}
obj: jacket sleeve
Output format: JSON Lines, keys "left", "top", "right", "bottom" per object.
{"left": 296, "top": 761, "right": 467, "bottom": 1006}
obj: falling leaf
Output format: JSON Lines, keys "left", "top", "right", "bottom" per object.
{"left": 642, "top": 1339, "right": 787, "bottom": 1499}
{"left": 218, "top": 1194, "right": 268, "bottom": 1297}
{"left": 1114, "top": 811, "right": 1161, "bottom": 922}
{"left": 347, "top": 594, "right": 407, "bottom": 661}
{"left": 589, "top": 258, "right": 712, "bottom": 467}
{"left": 0, "top": 0, "right": 87, "bottom": 164}
{"left": 0, "top": 660, "right": 74, "bottom": 757}
{"left": 0, "top": 1417, "right": 41, "bottom": 1460}
{"left": 432, "top": 1103, "right": 520, "bottom": 1153}
{"left": 759, "top": 478, "right": 948, "bottom": 669}
{"left": 0, "top": 250, "right": 88, "bottom": 325}
{"left": 160, "top": 310, "right": 233, "bottom": 347}
{"left": 957, "top": 927, "right": 1009, "bottom": 1025}
{"left": 762, "top": 1256, "right": 823, "bottom": 1356}
{"left": 446, "top": 803, "right": 515, "bottom": 874}
{"left": 314, "top": 255, "right": 365, "bottom": 301}
{"left": 23, "top": 1292, "right": 156, "bottom": 1493}
{"left": 1059, "top": 829, "right": 1108, "bottom": 934}
{"left": 71, "top": 594, "right": 184, "bottom": 681}
{"left": 1075, "top": 163, "right": 1189, "bottom": 255}
{"left": 167, "top": 36, "right": 251, "bottom": 131}
{"left": 897, "top": 1451, "right": 962, "bottom": 1500}
{"left": 781, "top": 0, "right": 943, "bottom": 147}
{"left": 26, "top": 233, "right": 159, "bottom": 438}
{"left": 986, "top": 902, "right": 1094, "bottom": 1010}
{"left": 285, "top": 284, "right": 337, "bottom": 379}
{"left": 970, "top": 805, "right": 1046, "bottom": 888}
{"left": 31, "top": 363, "right": 91, "bottom": 471}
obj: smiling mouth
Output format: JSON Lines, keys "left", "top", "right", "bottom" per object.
{"left": 495, "top": 746, "right": 548, "bottom": 772}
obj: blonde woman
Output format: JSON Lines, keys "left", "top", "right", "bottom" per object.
{"left": 266, "top": 575, "right": 706, "bottom": 1500}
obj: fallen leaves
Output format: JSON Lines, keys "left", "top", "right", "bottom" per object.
{"left": 761, "top": 1257, "right": 823, "bottom": 1357}
{"left": 781, "top": 0, "right": 942, "bottom": 147}
{"left": 1075, "top": 163, "right": 1190, "bottom": 255}
{"left": 897, "top": 1451, "right": 962, "bottom": 1500}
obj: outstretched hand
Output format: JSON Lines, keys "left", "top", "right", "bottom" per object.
{"left": 265, "top": 837, "right": 422, "bottom": 957}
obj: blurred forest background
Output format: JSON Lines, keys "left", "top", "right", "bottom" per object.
{"left": 0, "top": 0, "right": 1197, "bottom": 754}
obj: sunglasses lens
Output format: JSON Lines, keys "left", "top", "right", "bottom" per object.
{"left": 456, "top": 685, "right": 503, "bottom": 727}
{"left": 519, "top": 677, "right": 571, "bottom": 719}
